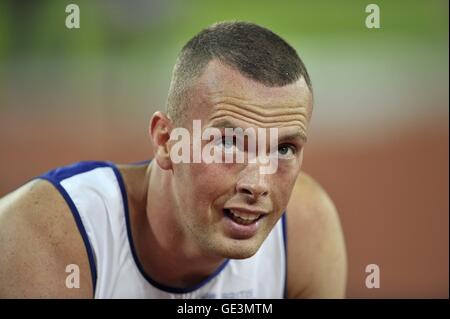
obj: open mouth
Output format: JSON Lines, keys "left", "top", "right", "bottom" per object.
{"left": 223, "top": 208, "right": 264, "bottom": 226}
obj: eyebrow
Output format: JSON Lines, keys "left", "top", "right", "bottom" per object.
{"left": 280, "top": 130, "right": 308, "bottom": 144}
{"left": 208, "top": 119, "right": 308, "bottom": 143}
{"left": 208, "top": 119, "right": 241, "bottom": 130}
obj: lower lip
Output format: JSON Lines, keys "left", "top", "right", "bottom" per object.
{"left": 222, "top": 210, "right": 262, "bottom": 239}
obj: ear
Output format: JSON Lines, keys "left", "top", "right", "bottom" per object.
{"left": 149, "top": 111, "right": 173, "bottom": 170}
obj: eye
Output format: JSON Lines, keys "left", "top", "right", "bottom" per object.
{"left": 219, "top": 136, "right": 237, "bottom": 152}
{"left": 277, "top": 144, "right": 297, "bottom": 158}
{"left": 222, "top": 136, "right": 234, "bottom": 148}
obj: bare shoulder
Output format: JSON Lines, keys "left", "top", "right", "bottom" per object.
{"left": 0, "top": 179, "right": 92, "bottom": 298}
{"left": 285, "top": 171, "right": 347, "bottom": 298}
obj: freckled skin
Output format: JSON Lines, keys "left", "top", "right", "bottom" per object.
{"left": 168, "top": 60, "right": 313, "bottom": 260}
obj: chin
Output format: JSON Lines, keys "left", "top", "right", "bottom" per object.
{"left": 213, "top": 237, "right": 264, "bottom": 260}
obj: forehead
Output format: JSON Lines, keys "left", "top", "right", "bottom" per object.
{"left": 190, "top": 59, "right": 313, "bottom": 121}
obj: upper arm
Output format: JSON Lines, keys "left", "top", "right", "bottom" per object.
{"left": 0, "top": 179, "right": 93, "bottom": 298}
{"left": 286, "top": 172, "right": 347, "bottom": 298}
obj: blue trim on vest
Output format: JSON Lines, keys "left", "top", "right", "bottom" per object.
{"left": 37, "top": 161, "right": 111, "bottom": 296}
{"left": 40, "top": 161, "right": 112, "bottom": 182}
{"left": 281, "top": 212, "right": 288, "bottom": 299}
{"left": 110, "top": 162, "right": 231, "bottom": 295}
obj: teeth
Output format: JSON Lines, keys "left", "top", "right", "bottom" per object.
{"left": 229, "top": 209, "right": 260, "bottom": 221}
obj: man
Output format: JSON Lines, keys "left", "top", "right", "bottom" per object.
{"left": 0, "top": 21, "right": 347, "bottom": 298}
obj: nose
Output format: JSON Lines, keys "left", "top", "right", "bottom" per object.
{"left": 236, "top": 166, "right": 270, "bottom": 200}
{"left": 236, "top": 182, "right": 269, "bottom": 199}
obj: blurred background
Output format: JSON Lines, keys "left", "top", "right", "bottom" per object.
{"left": 0, "top": 0, "right": 448, "bottom": 298}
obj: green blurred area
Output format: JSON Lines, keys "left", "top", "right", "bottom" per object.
{"left": 0, "top": 0, "right": 448, "bottom": 119}
{"left": 0, "top": 0, "right": 447, "bottom": 60}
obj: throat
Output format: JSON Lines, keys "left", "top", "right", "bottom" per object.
{"left": 133, "top": 217, "right": 226, "bottom": 289}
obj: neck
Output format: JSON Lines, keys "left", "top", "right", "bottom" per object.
{"left": 136, "top": 162, "right": 225, "bottom": 288}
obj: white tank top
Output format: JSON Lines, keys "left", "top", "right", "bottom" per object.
{"left": 39, "top": 161, "right": 287, "bottom": 299}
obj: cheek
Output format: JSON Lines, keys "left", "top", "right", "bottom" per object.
{"left": 177, "top": 162, "right": 236, "bottom": 202}
{"left": 271, "top": 164, "right": 301, "bottom": 207}
{"left": 275, "top": 159, "right": 302, "bottom": 182}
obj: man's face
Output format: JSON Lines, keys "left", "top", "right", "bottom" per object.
{"left": 169, "top": 60, "right": 313, "bottom": 259}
